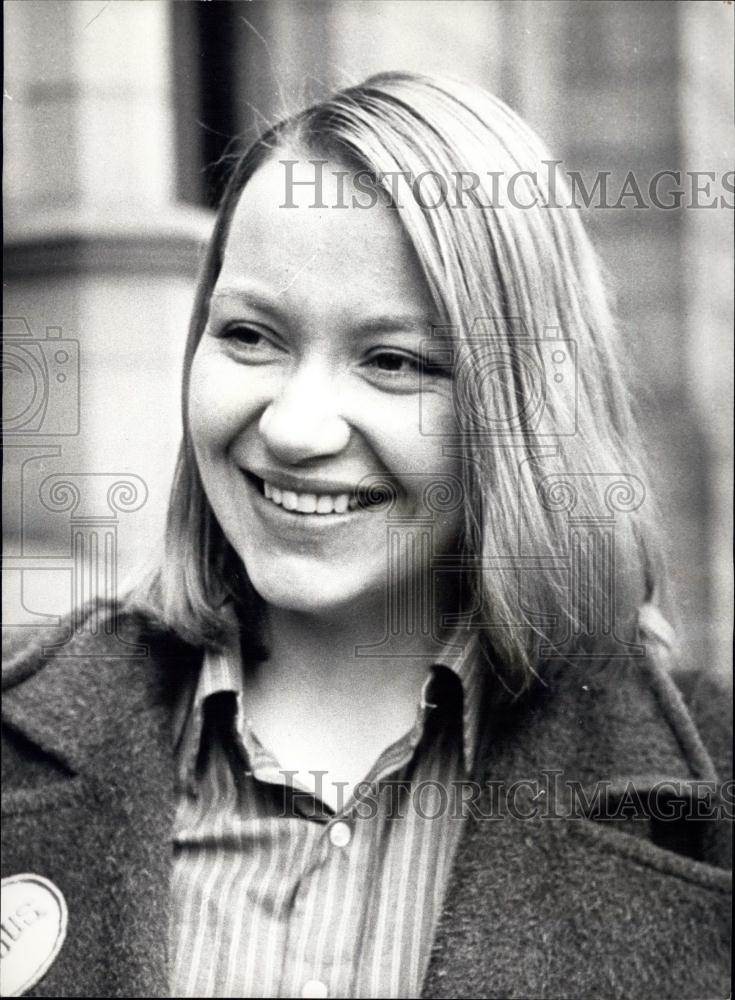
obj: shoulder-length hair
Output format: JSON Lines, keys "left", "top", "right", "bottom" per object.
{"left": 131, "top": 72, "right": 660, "bottom": 692}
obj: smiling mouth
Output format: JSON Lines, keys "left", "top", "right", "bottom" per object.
{"left": 245, "top": 473, "right": 390, "bottom": 516}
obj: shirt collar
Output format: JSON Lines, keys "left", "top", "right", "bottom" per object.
{"left": 431, "top": 627, "right": 484, "bottom": 773}
{"left": 175, "top": 625, "right": 485, "bottom": 783}
{"left": 173, "top": 604, "right": 246, "bottom": 782}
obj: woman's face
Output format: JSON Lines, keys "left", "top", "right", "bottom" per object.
{"left": 188, "top": 152, "right": 463, "bottom": 618}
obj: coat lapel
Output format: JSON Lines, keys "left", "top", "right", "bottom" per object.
{"left": 422, "top": 655, "right": 732, "bottom": 999}
{"left": 2, "top": 627, "right": 200, "bottom": 998}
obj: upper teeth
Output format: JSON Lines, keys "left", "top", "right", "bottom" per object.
{"left": 263, "top": 481, "right": 356, "bottom": 514}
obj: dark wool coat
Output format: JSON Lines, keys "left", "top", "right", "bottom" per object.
{"left": 1, "top": 612, "right": 731, "bottom": 999}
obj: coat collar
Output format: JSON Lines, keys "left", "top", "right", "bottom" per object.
{"left": 3, "top": 620, "right": 712, "bottom": 796}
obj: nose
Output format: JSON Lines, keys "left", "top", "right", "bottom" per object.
{"left": 258, "top": 365, "right": 350, "bottom": 464}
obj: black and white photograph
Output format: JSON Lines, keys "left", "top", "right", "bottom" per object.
{"left": 2, "top": 2, "right": 732, "bottom": 998}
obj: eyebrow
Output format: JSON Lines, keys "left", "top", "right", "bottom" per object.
{"left": 210, "top": 286, "right": 433, "bottom": 335}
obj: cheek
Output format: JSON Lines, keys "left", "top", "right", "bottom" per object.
{"left": 357, "top": 394, "right": 463, "bottom": 533}
{"left": 369, "top": 393, "right": 458, "bottom": 474}
{"left": 187, "top": 349, "right": 262, "bottom": 456}
{"left": 418, "top": 386, "right": 459, "bottom": 439}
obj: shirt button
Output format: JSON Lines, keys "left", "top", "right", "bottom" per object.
{"left": 328, "top": 820, "right": 352, "bottom": 848}
{"left": 302, "top": 980, "right": 328, "bottom": 998}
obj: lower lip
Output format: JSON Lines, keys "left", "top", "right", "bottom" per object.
{"left": 242, "top": 473, "right": 369, "bottom": 532}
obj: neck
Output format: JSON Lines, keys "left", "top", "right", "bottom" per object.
{"left": 253, "top": 587, "right": 460, "bottom": 706}
{"left": 237, "top": 589, "right": 464, "bottom": 808}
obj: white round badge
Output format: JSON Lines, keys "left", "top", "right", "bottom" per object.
{"left": 0, "top": 874, "right": 68, "bottom": 997}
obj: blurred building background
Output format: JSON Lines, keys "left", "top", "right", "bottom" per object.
{"left": 3, "top": 0, "right": 733, "bottom": 675}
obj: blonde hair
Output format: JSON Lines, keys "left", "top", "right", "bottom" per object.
{"left": 131, "top": 72, "right": 658, "bottom": 691}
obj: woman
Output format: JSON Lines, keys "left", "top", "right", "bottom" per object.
{"left": 2, "top": 73, "right": 730, "bottom": 999}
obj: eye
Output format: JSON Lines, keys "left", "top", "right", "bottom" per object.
{"left": 364, "top": 349, "right": 452, "bottom": 387}
{"left": 368, "top": 351, "right": 422, "bottom": 375}
{"left": 214, "top": 322, "right": 287, "bottom": 363}
{"left": 222, "top": 324, "right": 265, "bottom": 346}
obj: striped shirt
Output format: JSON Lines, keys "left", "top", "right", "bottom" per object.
{"left": 169, "top": 632, "right": 484, "bottom": 999}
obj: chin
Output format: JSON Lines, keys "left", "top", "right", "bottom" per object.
{"left": 244, "top": 560, "right": 382, "bottom": 618}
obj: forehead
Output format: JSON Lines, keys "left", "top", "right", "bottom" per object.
{"left": 217, "top": 153, "right": 433, "bottom": 319}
